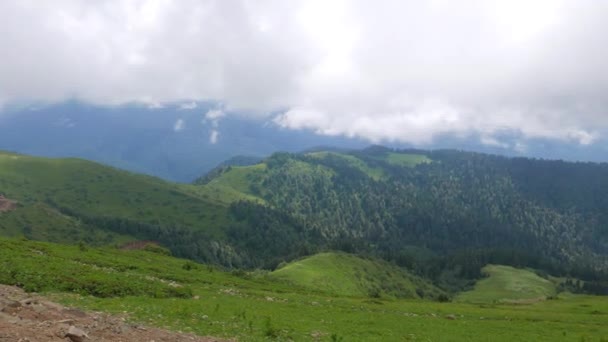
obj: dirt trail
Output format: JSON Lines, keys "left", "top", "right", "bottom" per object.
{"left": 0, "top": 284, "right": 225, "bottom": 342}
{"left": 0, "top": 195, "right": 17, "bottom": 213}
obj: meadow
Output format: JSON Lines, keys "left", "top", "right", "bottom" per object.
{"left": 1, "top": 237, "right": 607, "bottom": 341}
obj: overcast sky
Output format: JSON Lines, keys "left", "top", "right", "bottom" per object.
{"left": 1, "top": 0, "right": 607, "bottom": 147}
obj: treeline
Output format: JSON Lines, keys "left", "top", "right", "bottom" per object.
{"left": 48, "top": 200, "right": 316, "bottom": 269}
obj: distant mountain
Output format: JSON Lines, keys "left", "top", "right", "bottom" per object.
{"left": 0, "top": 101, "right": 366, "bottom": 182}
{"left": 1, "top": 101, "right": 607, "bottom": 183}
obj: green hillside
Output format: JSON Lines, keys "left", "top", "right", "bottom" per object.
{"left": 2, "top": 237, "right": 608, "bottom": 341}
{"left": 0, "top": 151, "right": 229, "bottom": 233}
{"left": 306, "top": 151, "right": 387, "bottom": 180}
{"left": 456, "top": 265, "right": 557, "bottom": 303}
{"left": 4, "top": 147, "right": 608, "bottom": 290}
{"left": 0, "top": 151, "right": 252, "bottom": 264}
{"left": 269, "top": 252, "right": 444, "bottom": 299}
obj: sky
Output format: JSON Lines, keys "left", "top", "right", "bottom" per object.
{"left": 1, "top": 0, "right": 607, "bottom": 150}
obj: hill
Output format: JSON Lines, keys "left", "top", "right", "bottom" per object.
{"left": 456, "top": 265, "right": 557, "bottom": 303}
{"left": 202, "top": 147, "right": 608, "bottom": 284}
{"left": 4, "top": 146, "right": 608, "bottom": 289}
{"left": 269, "top": 252, "right": 445, "bottom": 299}
{"left": 2, "top": 237, "right": 608, "bottom": 341}
{"left": 0, "top": 151, "right": 300, "bottom": 268}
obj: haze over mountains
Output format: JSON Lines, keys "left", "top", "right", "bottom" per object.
{"left": 1, "top": 101, "right": 607, "bottom": 182}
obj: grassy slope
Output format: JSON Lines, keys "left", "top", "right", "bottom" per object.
{"left": 456, "top": 265, "right": 557, "bottom": 303}
{"left": 307, "top": 151, "right": 386, "bottom": 180}
{"left": 0, "top": 151, "right": 231, "bottom": 241}
{"left": 383, "top": 151, "right": 432, "bottom": 167}
{"left": 1, "top": 237, "right": 607, "bottom": 341}
{"left": 192, "top": 164, "right": 268, "bottom": 205}
{"left": 269, "top": 252, "right": 444, "bottom": 299}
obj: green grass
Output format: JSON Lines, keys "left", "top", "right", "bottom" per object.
{"left": 269, "top": 252, "right": 443, "bottom": 299}
{"left": 2, "top": 237, "right": 608, "bottom": 341}
{"left": 307, "top": 152, "right": 386, "bottom": 180}
{"left": 383, "top": 152, "right": 432, "bottom": 167}
{"left": 0, "top": 151, "right": 234, "bottom": 241}
{"left": 456, "top": 265, "right": 557, "bottom": 303}
{"left": 192, "top": 164, "right": 268, "bottom": 204}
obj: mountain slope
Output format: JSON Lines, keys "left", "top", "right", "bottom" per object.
{"left": 201, "top": 147, "right": 608, "bottom": 282}
{"left": 269, "top": 252, "right": 445, "bottom": 299}
{"left": 3, "top": 146, "right": 608, "bottom": 284}
{"left": 3, "top": 237, "right": 608, "bottom": 341}
{"left": 456, "top": 265, "right": 557, "bottom": 303}
{"left": 0, "top": 150, "right": 315, "bottom": 268}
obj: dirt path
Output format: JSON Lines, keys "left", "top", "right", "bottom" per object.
{"left": 0, "top": 285, "right": 225, "bottom": 342}
{"left": 0, "top": 195, "right": 17, "bottom": 213}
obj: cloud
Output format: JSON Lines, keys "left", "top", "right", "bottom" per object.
{"left": 179, "top": 102, "right": 197, "bottom": 110}
{"left": 173, "top": 118, "right": 185, "bottom": 132}
{"left": 205, "top": 109, "right": 225, "bottom": 121}
{"left": 209, "top": 129, "right": 220, "bottom": 144}
{"left": 1, "top": 1, "right": 607, "bottom": 146}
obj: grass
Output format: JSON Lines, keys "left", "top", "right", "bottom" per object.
{"left": 383, "top": 152, "right": 432, "bottom": 167}
{"left": 456, "top": 265, "right": 557, "bottom": 303}
{"left": 189, "top": 164, "right": 268, "bottom": 205}
{"left": 1, "top": 237, "right": 608, "bottom": 341}
{"left": 306, "top": 152, "right": 386, "bottom": 180}
{"left": 269, "top": 252, "right": 443, "bottom": 299}
{"left": 0, "top": 151, "right": 234, "bottom": 241}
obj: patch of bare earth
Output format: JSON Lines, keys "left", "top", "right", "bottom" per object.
{"left": 0, "top": 195, "right": 17, "bottom": 213}
{"left": 0, "top": 285, "right": 226, "bottom": 342}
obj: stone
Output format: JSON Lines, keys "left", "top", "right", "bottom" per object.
{"left": 65, "top": 325, "right": 88, "bottom": 342}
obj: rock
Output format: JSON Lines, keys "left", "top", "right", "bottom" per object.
{"left": 445, "top": 314, "right": 456, "bottom": 320}
{"left": 40, "top": 300, "right": 64, "bottom": 311}
{"left": 65, "top": 325, "right": 89, "bottom": 342}
{"left": 20, "top": 298, "right": 37, "bottom": 306}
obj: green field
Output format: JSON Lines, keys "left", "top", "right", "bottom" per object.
{"left": 383, "top": 152, "right": 432, "bottom": 167}
{"left": 456, "top": 265, "right": 557, "bottom": 304}
{"left": 269, "top": 252, "right": 444, "bottom": 299}
{"left": 307, "top": 151, "right": 387, "bottom": 180}
{"left": 0, "top": 151, "right": 233, "bottom": 242}
{"left": 1, "top": 237, "right": 607, "bottom": 341}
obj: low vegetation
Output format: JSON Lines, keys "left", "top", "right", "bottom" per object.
{"left": 270, "top": 252, "right": 444, "bottom": 299}
{"left": 1, "top": 237, "right": 608, "bottom": 341}
{"left": 456, "top": 265, "right": 556, "bottom": 303}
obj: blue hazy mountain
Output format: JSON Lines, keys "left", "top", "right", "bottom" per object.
{"left": 0, "top": 101, "right": 606, "bottom": 182}
{"left": 0, "top": 101, "right": 369, "bottom": 182}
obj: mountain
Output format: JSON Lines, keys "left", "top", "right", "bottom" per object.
{"left": 0, "top": 101, "right": 366, "bottom": 182}
{"left": 2, "top": 101, "right": 607, "bottom": 184}
{"left": 201, "top": 147, "right": 608, "bottom": 283}
{"left": 2, "top": 146, "right": 608, "bottom": 290}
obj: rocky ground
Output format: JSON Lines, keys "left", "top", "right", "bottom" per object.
{"left": 0, "top": 285, "right": 224, "bottom": 342}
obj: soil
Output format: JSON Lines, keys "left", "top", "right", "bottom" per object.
{"left": 0, "top": 284, "right": 226, "bottom": 342}
{"left": 0, "top": 195, "right": 17, "bottom": 213}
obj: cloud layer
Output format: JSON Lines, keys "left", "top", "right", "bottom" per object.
{"left": 1, "top": 0, "right": 607, "bottom": 146}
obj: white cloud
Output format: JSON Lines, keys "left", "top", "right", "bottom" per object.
{"left": 205, "top": 109, "right": 225, "bottom": 121}
{"left": 209, "top": 129, "right": 220, "bottom": 144}
{"left": 0, "top": 1, "right": 607, "bottom": 146}
{"left": 179, "top": 102, "right": 197, "bottom": 110}
{"left": 173, "top": 118, "right": 185, "bottom": 132}
{"left": 480, "top": 136, "right": 509, "bottom": 149}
